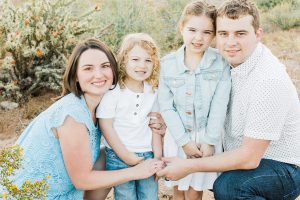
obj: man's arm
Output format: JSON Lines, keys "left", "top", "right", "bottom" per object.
{"left": 157, "top": 136, "right": 270, "bottom": 180}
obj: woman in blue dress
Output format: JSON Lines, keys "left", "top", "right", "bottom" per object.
{"left": 1, "top": 38, "right": 165, "bottom": 199}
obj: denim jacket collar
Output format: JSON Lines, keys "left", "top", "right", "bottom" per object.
{"left": 231, "top": 42, "right": 263, "bottom": 78}
{"left": 175, "top": 45, "right": 217, "bottom": 75}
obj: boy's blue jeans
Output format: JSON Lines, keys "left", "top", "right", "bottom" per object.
{"left": 213, "top": 159, "right": 300, "bottom": 200}
{"left": 105, "top": 147, "right": 159, "bottom": 200}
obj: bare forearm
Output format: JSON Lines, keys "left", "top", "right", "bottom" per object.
{"left": 102, "top": 127, "right": 133, "bottom": 161}
{"left": 152, "top": 133, "right": 163, "bottom": 159}
{"left": 75, "top": 167, "right": 136, "bottom": 190}
{"left": 188, "top": 147, "right": 259, "bottom": 173}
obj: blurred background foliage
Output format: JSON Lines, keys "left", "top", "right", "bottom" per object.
{"left": 0, "top": 0, "right": 299, "bottom": 102}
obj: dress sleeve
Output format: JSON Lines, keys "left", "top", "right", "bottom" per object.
{"left": 50, "top": 103, "right": 88, "bottom": 129}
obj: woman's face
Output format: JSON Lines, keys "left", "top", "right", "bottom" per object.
{"left": 76, "top": 49, "right": 113, "bottom": 98}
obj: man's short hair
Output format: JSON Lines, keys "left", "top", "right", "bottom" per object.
{"left": 217, "top": 0, "right": 260, "bottom": 31}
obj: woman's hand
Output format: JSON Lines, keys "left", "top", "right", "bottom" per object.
{"left": 133, "top": 158, "right": 165, "bottom": 180}
{"left": 199, "top": 143, "right": 215, "bottom": 157}
{"left": 148, "top": 112, "right": 166, "bottom": 136}
{"left": 182, "top": 141, "right": 202, "bottom": 158}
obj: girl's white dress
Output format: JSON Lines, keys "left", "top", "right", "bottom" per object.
{"left": 163, "top": 128, "right": 222, "bottom": 191}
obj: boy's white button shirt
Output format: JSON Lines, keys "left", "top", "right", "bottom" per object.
{"left": 96, "top": 83, "right": 158, "bottom": 152}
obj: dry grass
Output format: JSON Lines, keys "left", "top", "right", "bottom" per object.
{"left": 263, "top": 29, "right": 300, "bottom": 97}
{"left": 0, "top": 92, "right": 57, "bottom": 147}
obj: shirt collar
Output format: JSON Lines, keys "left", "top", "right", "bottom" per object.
{"left": 231, "top": 42, "right": 263, "bottom": 77}
{"left": 175, "top": 45, "right": 217, "bottom": 74}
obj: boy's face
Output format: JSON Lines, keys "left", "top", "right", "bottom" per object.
{"left": 216, "top": 15, "right": 263, "bottom": 67}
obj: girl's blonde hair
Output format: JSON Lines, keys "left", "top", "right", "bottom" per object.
{"left": 117, "top": 33, "right": 160, "bottom": 92}
{"left": 178, "top": 0, "right": 217, "bottom": 32}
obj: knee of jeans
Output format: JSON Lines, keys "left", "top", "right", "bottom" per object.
{"left": 213, "top": 172, "right": 239, "bottom": 199}
{"left": 213, "top": 175, "right": 228, "bottom": 198}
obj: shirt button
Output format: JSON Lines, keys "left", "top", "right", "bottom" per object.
{"left": 186, "top": 111, "right": 192, "bottom": 115}
{"left": 172, "top": 80, "right": 176, "bottom": 86}
{"left": 136, "top": 104, "right": 139, "bottom": 107}
{"left": 137, "top": 95, "right": 139, "bottom": 98}
{"left": 186, "top": 91, "right": 192, "bottom": 96}
{"left": 134, "top": 112, "right": 137, "bottom": 115}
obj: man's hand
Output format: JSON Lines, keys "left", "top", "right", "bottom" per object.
{"left": 156, "top": 157, "right": 192, "bottom": 181}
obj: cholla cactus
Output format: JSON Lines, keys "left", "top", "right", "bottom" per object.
{"left": 0, "top": 0, "right": 102, "bottom": 102}
{"left": 0, "top": 145, "right": 50, "bottom": 199}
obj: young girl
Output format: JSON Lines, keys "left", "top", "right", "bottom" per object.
{"left": 96, "top": 33, "right": 162, "bottom": 200}
{"left": 158, "top": 1, "right": 231, "bottom": 200}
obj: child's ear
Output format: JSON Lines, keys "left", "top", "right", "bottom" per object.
{"left": 179, "top": 24, "right": 184, "bottom": 35}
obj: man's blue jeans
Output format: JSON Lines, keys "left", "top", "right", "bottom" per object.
{"left": 213, "top": 159, "right": 300, "bottom": 200}
{"left": 105, "top": 147, "right": 158, "bottom": 200}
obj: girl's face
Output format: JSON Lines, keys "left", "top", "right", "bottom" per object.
{"left": 76, "top": 49, "right": 113, "bottom": 98}
{"left": 181, "top": 15, "right": 215, "bottom": 56}
{"left": 125, "top": 45, "right": 153, "bottom": 84}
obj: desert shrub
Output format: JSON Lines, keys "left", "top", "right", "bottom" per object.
{"left": 255, "top": 0, "right": 285, "bottom": 10}
{"left": 92, "top": 0, "right": 188, "bottom": 55}
{"left": 0, "top": 145, "right": 49, "bottom": 199}
{"left": 0, "top": 0, "right": 101, "bottom": 102}
{"left": 265, "top": 0, "right": 300, "bottom": 30}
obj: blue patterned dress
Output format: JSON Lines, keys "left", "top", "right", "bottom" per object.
{"left": 2, "top": 93, "right": 101, "bottom": 199}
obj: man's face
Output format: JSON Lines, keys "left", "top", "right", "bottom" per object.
{"left": 216, "top": 15, "right": 263, "bottom": 67}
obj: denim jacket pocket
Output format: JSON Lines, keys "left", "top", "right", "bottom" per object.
{"left": 163, "top": 77, "right": 185, "bottom": 106}
{"left": 165, "top": 77, "right": 185, "bottom": 88}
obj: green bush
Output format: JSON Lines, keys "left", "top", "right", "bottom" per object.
{"left": 0, "top": 145, "right": 49, "bottom": 199}
{"left": 0, "top": 0, "right": 101, "bottom": 102}
{"left": 93, "top": 0, "right": 188, "bottom": 55}
{"left": 255, "top": 0, "right": 285, "bottom": 10}
{"left": 266, "top": 0, "right": 300, "bottom": 30}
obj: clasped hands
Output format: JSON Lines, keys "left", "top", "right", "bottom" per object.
{"left": 131, "top": 141, "right": 215, "bottom": 182}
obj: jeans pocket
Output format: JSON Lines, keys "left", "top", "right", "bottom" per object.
{"left": 105, "top": 148, "right": 129, "bottom": 170}
{"left": 136, "top": 151, "right": 154, "bottom": 160}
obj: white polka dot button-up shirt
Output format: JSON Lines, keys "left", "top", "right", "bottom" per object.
{"left": 224, "top": 43, "right": 300, "bottom": 166}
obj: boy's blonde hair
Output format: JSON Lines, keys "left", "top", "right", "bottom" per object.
{"left": 178, "top": 0, "right": 217, "bottom": 32}
{"left": 217, "top": 0, "right": 260, "bottom": 31}
{"left": 117, "top": 33, "right": 160, "bottom": 91}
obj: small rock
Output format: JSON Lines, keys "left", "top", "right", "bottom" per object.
{"left": 0, "top": 101, "right": 19, "bottom": 110}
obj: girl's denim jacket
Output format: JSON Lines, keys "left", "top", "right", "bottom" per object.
{"left": 158, "top": 46, "right": 231, "bottom": 147}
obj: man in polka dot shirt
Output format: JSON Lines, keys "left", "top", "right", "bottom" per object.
{"left": 157, "top": 0, "right": 300, "bottom": 199}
